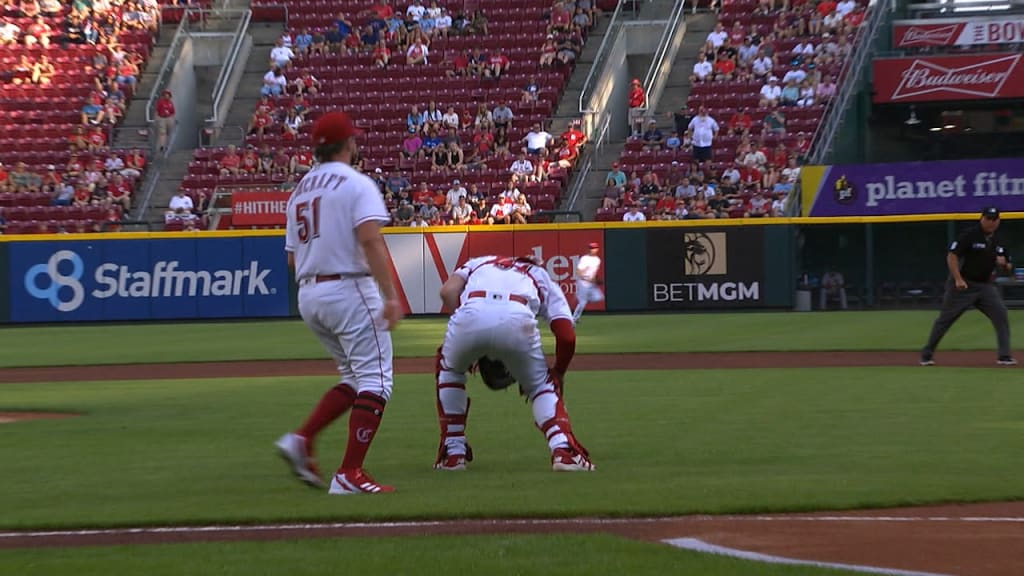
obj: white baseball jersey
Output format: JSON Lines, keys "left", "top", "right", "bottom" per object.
{"left": 454, "top": 256, "right": 572, "bottom": 323}
{"left": 576, "top": 254, "right": 601, "bottom": 282}
{"left": 285, "top": 161, "right": 390, "bottom": 281}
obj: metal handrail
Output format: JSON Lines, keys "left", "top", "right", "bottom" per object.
{"left": 579, "top": 0, "right": 628, "bottom": 114}
{"left": 808, "top": 0, "right": 892, "bottom": 165}
{"left": 641, "top": 0, "right": 686, "bottom": 101}
{"left": 208, "top": 9, "right": 252, "bottom": 124}
{"left": 566, "top": 157, "right": 592, "bottom": 210}
{"left": 145, "top": 10, "right": 196, "bottom": 124}
{"left": 133, "top": 165, "right": 163, "bottom": 220}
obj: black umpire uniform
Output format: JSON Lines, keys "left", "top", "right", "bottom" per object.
{"left": 921, "top": 207, "right": 1015, "bottom": 365}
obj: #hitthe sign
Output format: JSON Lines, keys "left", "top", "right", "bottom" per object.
{"left": 646, "top": 228, "right": 765, "bottom": 309}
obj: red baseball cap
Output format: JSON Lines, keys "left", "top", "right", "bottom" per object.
{"left": 312, "top": 111, "right": 362, "bottom": 146}
{"left": 588, "top": 242, "right": 599, "bottom": 249}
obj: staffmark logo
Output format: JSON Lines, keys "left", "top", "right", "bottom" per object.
{"left": 24, "top": 251, "right": 275, "bottom": 312}
{"left": 683, "top": 233, "right": 726, "bottom": 275}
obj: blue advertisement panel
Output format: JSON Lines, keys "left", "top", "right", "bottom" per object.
{"left": 8, "top": 237, "right": 290, "bottom": 323}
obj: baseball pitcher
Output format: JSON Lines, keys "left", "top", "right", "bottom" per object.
{"left": 275, "top": 111, "right": 403, "bottom": 495}
{"left": 433, "top": 255, "right": 594, "bottom": 472}
{"left": 573, "top": 242, "right": 603, "bottom": 322}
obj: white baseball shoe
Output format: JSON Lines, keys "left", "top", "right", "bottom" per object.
{"left": 329, "top": 468, "right": 395, "bottom": 495}
{"left": 551, "top": 447, "right": 595, "bottom": 472}
{"left": 275, "top": 432, "right": 326, "bottom": 489}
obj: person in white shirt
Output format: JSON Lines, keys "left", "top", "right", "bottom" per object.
{"left": 792, "top": 41, "right": 815, "bottom": 56}
{"left": 410, "top": 214, "right": 430, "bottom": 227}
{"left": 687, "top": 106, "right": 719, "bottom": 162}
{"left": 521, "top": 124, "right": 553, "bottom": 156}
{"left": 759, "top": 77, "right": 781, "bottom": 107}
{"left": 510, "top": 154, "right": 534, "bottom": 178}
{"left": 104, "top": 154, "right": 125, "bottom": 172}
{"left": 690, "top": 54, "right": 712, "bottom": 82}
{"left": 783, "top": 66, "right": 807, "bottom": 85}
{"left": 425, "top": 0, "right": 441, "bottom": 18}
{"left": 261, "top": 67, "right": 287, "bottom": 96}
{"left": 623, "top": 204, "right": 646, "bottom": 222}
{"left": 441, "top": 107, "right": 459, "bottom": 129}
{"left": 270, "top": 39, "right": 295, "bottom": 69}
{"left": 572, "top": 242, "right": 604, "bottom": 322}
{"left": 706, "top": 23, "right": 727, "bottom": 49}
{"left": 168, "top": 191, "right": 194, "bottom": 213}
{"left": 752, "top": 53, "right": 773, "bottom": 78}
{"left": 488, "top": 201, "right": 510, "bottom": 224}
{"left": 450, "top": 196, "right": 473, "bottom": 224}
{"left": 435, "top": 9, "right": 452, "bottom": 35}
{"left": 823, "top": 10, "right": 843, "bottom": 31}
{"left": 276, "top": 110, "right": 402, "bottom": 496}
{"left": 406, "top": 0, "right": 425, "bottom": 21}
{"left": 0, "top": 20, "right": 20, "bottom": 44}
{"left": 835, "top": 0, "right": 857, "bottom": 17}
{"left": 446, "top": 180, "right": 467, "bottom": 207}
{"left": 406, "top": 40, "right": 429, "bottom": 65}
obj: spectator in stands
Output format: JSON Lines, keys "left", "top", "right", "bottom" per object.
{"left": 511, "top": 195, "right": 532, "bottom": 224}
{"left": 270, "top": 38, "right": 294, "bottom": 69}
{"left": 491, "top": 126, "right": 509, "bottom": 157}
{"left": 492, "top": 101, "right": 514, "bottom": 130}
{"left": 291, "top": 71, "right": 320, "bottom": 96}
{"left": 0, "top": 18, "right": 18, "bottom": 45}
{"left": 168, "top": 189, "right": 194, "bottom": 215}
{"left": 107, "top": 173, "right": 131, "bottom": 211}
{"left": 260, "top": 66, "right": 286, "bottom": 97}
{"left": 763, "top": 108, "right": 786, "bottom": 136}
{"left": 781, "top": 79, "right": 800, "bottom": 106}
{"left": 623, "top": 204, "right": 646, "bottom": 222}
{"left": 308, "top": 29, "right": 327, "bottom": 55}
{"left": 521, "top": 76, "right": 540, "bottom": 104}
{"left": 472, "top": 103, "right": 493, "bottom": 129}
{"left": 283, "top": 109, "right": 304, "bottom": 140}
{"left": 87, "top": 126, "right": 107, "bottom": 152}
{"left": 153, "top": 90, "right": 175, "bottom": 152}
{"left": 431, "top": 142, "right": 452, "bottom": 173}
{"left": 485, "top": 50, "right": 509, "bottom": 79}
{"left": 72, "top": 182, "right": 92, "bottom": 207}
{"left": 606, "top": 162, "right": 626, "bottom": 188}
{"left": 81, "top": 95, "right": 104, "bottom": 126}
{"left": 391, "top": 199, "right": 412, "bottom": 226}
{"left": 706, "top": 22, "right": 727, "bottom": 49}
{"left": 816, "top": 74, "right": 837, "bottom": 102}
{"left": 422, "top": 101, "right": 443, "bottom": 132}
{"left": 687, "top": 107, "right": 718, "bottom": 163}
{"left": 218, "top": 145, "right": 242, "bottom": 177}
{"left": 435, "top": 7, "right": 452, "bottom": 37}
{"left": 538, "top": 34, "right": 558, "bottom": 68}
{"left": 783, "top": 63, "right": 808, "bottom": 85}
{"left": 406, "top": 105, "right": 425, "bottom": 133}
{"left": 486, "top": 198, "right": 510, "bottom": 225}
{"left": 401, "top": 127, "right": 424, "bottom": 159}
{"left": 556, "top": 31, "right": 582, "bottom": 66}
{"left": 102, "top": 96, "right": 124, "bottom": 125}
{"left": 239, "top": 146, "right": 260, "bottom": 175}
{"left": 728, "top": 108, "right": 753, "bottom": 136}
{"left": 467, "top": 8, "right": 487, "bottom": 35}
{"left": 421, "top": 127, "right": 443, "bottom": 156}
{"left": 24, "top": 15, "right": 50, "bottom": 48}
{"left": 627, "top": 78, "right": 645, "bottom": 134}
{"left": 752, "top": 49, "right": 773, "bottom": 80}
{"left": 450, "top": 195, "right": 472, "bottom": 224}
{"left": 369, "top": 39, "right": 391, "bottom": 68}
{"left": 797, "top": 81, "right": 816, "bottom": 107}
{"left": 510, "top": 153, "right": 534, "bottom": 180}
{"left": 690, "top": 54, "right": 712, "bottom": 83}
{"left": 407, "top": 38, "right": 429, "bottom": 65}
{"left": 248, "top": 105, "right": 273, "bottom": 138}
{"left": 714, "top": 53, "right": 736, "bottom": 81}
{"left": 522, "top": 124, "right": 553, "bottom": 156}
{"left": 441, "top": 106, "right": 460, "bottom": 130}
{"left": 641, "top": 120, "right": 663, "bottom": 151}
{"left": 29, "top": 54, "right": 54, "bottom": 84}
{"left": 256, "top": 144, "right": 275, "bottom": 176}
{"left": 737, "top": 37, "right": 758, "bottom": 66}
{"left": 293, "top": 28, "right": 313, "bottom": 53}
{"left": 760, "top": 76, "right": 782, "bottom": 107}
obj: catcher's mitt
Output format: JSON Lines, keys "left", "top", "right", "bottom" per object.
{"left": 477, "top": 356, "right": 516, "bottom": 391}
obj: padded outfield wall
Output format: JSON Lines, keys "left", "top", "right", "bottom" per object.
{"left": 1, "top": 216, "right": 1021, "bottom": 324}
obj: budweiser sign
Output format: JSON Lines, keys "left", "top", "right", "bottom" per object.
{"left": 893, "top": 16, "right": 1024, "bottom": 47}
{"left": 873, "top": 53, "right": 1024, "bottom": 103}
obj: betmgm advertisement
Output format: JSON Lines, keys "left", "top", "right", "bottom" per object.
{"left": 9, "top": 237, "right": 290, "bottom": 323}
{"left": 646, "top": 228, "right": 765, "bottom": 309}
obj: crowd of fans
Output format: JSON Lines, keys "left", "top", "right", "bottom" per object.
{"left": 0, "top": 0, "right": 159, "bottom": 233}
{"left": 603, "top": 0, "right": 867, "bottom": 221}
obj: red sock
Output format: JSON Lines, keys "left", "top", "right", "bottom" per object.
{"left": 297, "top": 383, "right": 356, "bottom": 443}
{"left": 340, "top": 392, "right": 386, "bottom": 471}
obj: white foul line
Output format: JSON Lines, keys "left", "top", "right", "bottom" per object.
{"left": 665, "top": 537, "right": 957, "bottom": 576}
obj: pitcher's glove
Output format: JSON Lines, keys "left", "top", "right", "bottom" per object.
{"left": 477, "top": 356, "right": 516, "bottom": 391}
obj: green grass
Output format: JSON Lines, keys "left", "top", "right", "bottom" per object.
{"left": 0, "top": 534, "right": 864, "bottom": 576}
{"left": 2, "top": 369, "right": 1023, "bottom": 529}
{"left": 2, "top": 310, "right": 1022, "bottom": 367}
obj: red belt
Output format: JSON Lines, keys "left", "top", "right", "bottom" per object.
{"left": 467, "top": 290, "right": 529, "bottom": 305}
{"left": 312, "top": 273, "right": 370, "bottom": 283}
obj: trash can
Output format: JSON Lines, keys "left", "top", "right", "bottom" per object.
{"left": 794, "top": 289, "right": 812, "bottom": 312}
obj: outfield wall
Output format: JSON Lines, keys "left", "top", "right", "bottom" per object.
{"left": 2, "top": 216, "right": 1021, "bottom": 324}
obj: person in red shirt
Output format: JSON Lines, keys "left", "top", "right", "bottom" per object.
{"left": 817, "top": 0, "right": 837, "bottom": 16}
{"left": 446, "top": 51, "right": 469, "bottom": 77}
{"left": 218, "top": 145, "right": 242, "bottom": 176}
{"left": 485, "top": 52, "right": 509, "bottom": 79}
{"left": 155, "top": 90, "right": 175, "bottom": 152}
{"left": 248, "top": 108, "right": 273, "bottom": 137}
{"left": 794, "top": 132, "right": 810, "bottom": 157}
{"left": 560, "top": 121, "right": 586, "bottom": 152}
{"left": 108, "top": 174, "right": 132, "bottom": 211}
{"left": 290, "top": 149, "right": 314, "bottom": 174}
{"left": 728, "top": 21, "right": 745, "bottom": 46}
{"left": 240, "top": 147, "right": 260, "bottom": 174}
{"left": 87, "top": 126, "right": 107, "bottom": 152}
{"left": 412, "top": 182, "right": 433, "bottom": 206}
{"left": 291, "top": 72, "right": 320, "bottom": 96}
{"left": 844, "top": 5, "right": 865, "bottom": 28}
{"left": 372, "top": 39, "right": 391, "bottom": 69}
{"left": 728, "top": 108, "right": 753, "bottom": 135}
{"left": 549, "top": 4, "right": 571, "bottom": 32}
{"left": 122, "top": 150, "right": 145, "bottom": 179}
{"left": 739, "top": 164, "right": 762, "bottom": 186}
{"left": 68, "top": 126, "right": 88, "bottom": 151}
{"left": 714, "top": 55, "right": 736, "bottom": 80}
{"left": 73, "top": 184, "right": 91, "bottom": 207}
{"left": 65, "top": 154, "right": 84, "bottom": 178}
{"left": 628, "top": 78, "right": 646, "bottom": 134}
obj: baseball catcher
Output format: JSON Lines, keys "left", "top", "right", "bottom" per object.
{"left": 433, "top": 255, "right": 593, "bottom": 472}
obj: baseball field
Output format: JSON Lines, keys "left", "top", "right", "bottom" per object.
{"left": 1, "top": 310, "right": 1022, "bottom": 576}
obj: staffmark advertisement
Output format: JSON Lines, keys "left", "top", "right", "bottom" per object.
{"left": 9, "top": 237, "right": 289, "bottom": 322}
{"left": 646, "top": 228, "right": 764, "bottom": 309}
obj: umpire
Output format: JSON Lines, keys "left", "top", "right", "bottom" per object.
{"left": 921, "top": 207, "right": 1016, "bottom": 366}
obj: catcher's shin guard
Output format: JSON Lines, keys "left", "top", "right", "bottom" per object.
{"left": 537, "top": 390, "right": 589, "bottom": 458}
{"left": 435, "top": 347, "right": 474, "bottom": 469}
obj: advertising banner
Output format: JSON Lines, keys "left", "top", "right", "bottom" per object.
{"left": 9, "top": 237, "right": 290, "bottom": 323}
{"left": 645, "top": 227, "right": 765, "bottom": 309}
{"left": 231, "top": 191, "right": 290, "bottom": 226}
{"left": 800, "top": 158, "right": 1024, "bottom": 217}
{"left": 0, "top": 242, "right": 8, "bottom": 323}
{"left": 384, "top": 229, "right": 606, "bottom": 314}
{"left": 893, "top": 16, "right": 1024, "bottom": 48}
{"left": 872, "top": 52, "right": 1024, "bottom": 103}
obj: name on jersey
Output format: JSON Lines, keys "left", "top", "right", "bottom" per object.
{"left": 863, "top": 173, "right": 1024, "bottom": 207}
{"left": 651, "top": 281, "right": 760, "bottom": 302}
{"left": 292, "top": 173, "right": 348, "bottom": 197}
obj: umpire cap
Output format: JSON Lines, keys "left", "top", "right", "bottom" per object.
{"left": 981, "top": 206, "right": 1000, "bottom": 219}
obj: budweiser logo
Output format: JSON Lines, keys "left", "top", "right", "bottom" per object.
{"left": 890, "top": 54, "right": 1023, "bottom": 100}
{"left": 898, "top": 24, "right": 960, "bottom": 46}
